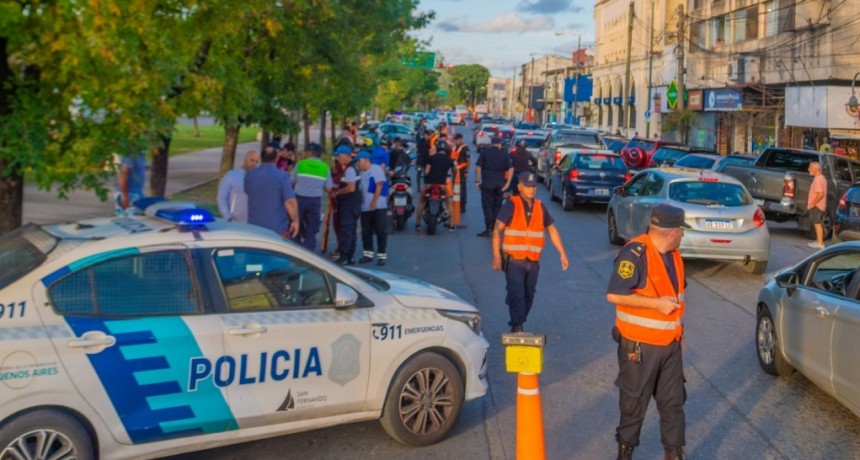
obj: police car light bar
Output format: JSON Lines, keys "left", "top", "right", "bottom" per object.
{"left": 141, "top": 200, "right": 215, "bottom": 226}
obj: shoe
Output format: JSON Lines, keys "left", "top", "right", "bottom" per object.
{"left": 415, "top": 225, "right": 422, "bottom": 231}
{"left": 807, "top": 241, "right": 825, "bottom": 249}
{"left": 510, "top": 323, "right": 523, "bottom": 333}
{"left": 477, "top": 229, "right": 491, "bottom": 237}
{"left": 377, "top": 259, "right": 386, "bottom": 266}
{"left": 664, "top": 447, "right": 685, "bottom": 460}
{"left": 329, "top": 251, "right": 341, "bottom": 260}
{"left": 461, "top": 207, "right": 467, "bottom": 213}
{"left": 358, "top": 256, "right": 373, "bottom": 264}
{"left": 336, "top": 257, "right": 354, "bottom": 266}
{"left": 617, "top": 443, "right": 635, "bottom": 460}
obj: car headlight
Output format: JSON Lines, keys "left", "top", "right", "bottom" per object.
{"left": 437, "top": 310, "right": 482, "bottom": 335}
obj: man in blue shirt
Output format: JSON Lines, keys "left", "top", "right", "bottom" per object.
{"left": 245, "top": 146, "right": 299, "bottom": 238}
{"left": 293, "top": 143, "right": 334, "bottom": 252}
{"left": 114, "top": 151, "right": 147, "bottom": 216}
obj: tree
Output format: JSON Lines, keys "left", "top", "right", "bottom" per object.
{"left": 660, "top": 108, "right": 698, "bottom": 144}
{"left": 448, "top": 64, "right": 490, "bottom": 107}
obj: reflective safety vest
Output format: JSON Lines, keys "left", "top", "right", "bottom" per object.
{"left": 615, "top": 234, "right": 685, "bottom": 346}
{"left": 452, "top": 144, "right": 466, "bottom": 169}
{"left": 502, "top": 196, "right": 545, "bottom": 261}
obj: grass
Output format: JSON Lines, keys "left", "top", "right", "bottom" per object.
{"left": 169, "top": 179, "right": 221, "bottom": 216}
{"left": 170, "top": 123, "right": 259, "bottom": 156}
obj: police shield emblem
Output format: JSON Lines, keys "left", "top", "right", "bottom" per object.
{"left": 329, "top": 333, "right": 362, "bottom": 386}
{"left": 618, "top": 260, "right": 635, "bottom": 279}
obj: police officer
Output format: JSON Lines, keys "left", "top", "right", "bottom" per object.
{"left": 509, "top": 139, "right": 536, "bottom": 195}
{"left": 475, "top": 135, "right": 513, "bottom": 237}
{"left": 492, "top": 172, "right": 569, "bottom": 332}
{"left": 292, "top": 143, "right": 333, "bottom": 252}
{"left": 332, "top": 148, "right": 363, "bottom": 265}
{"left": 605, "top": 204, "right": 690, "bottom": 460}
{"left": 451, "top": 133, "right": 471, "bottom": 210}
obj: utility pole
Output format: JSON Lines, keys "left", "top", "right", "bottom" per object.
{"left": 573, "top": 34, "right": 582, "bottom": 126}
{"left": 510, "top": 66, "right": 517, "bottom": 118}
{"left": 676, "top": 3, "right": 687, "bottom": 142}
{"left": 543, "top": 58, "right": 549, "bottom": 125}
{"left": 528, "top": 54, "right": 536, "bottom": 122}
{"left": 645, "top": 0, "right": 655, "bottom": 139}
{"left": 622, "top": 1, "right": 635, "bottom": 136}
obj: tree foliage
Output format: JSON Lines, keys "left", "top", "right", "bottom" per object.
{"left": 448, "top": 64, "right": 490, "bottom": 107}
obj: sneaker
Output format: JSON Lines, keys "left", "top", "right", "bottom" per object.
{"left": 328, "top": 251, "right": 341, "bottom": 260}
{"left": 358, "top": 256, "right": 373, "bottom": 264}
{"left": 377, "top": 259, "right": 386, "bottom": 266}
{"left": 415, "top": 224, "right": 422, "bottom": 231}
{"left": 336, "top": 257, "right": 354, "bottom": 266}
{"left": 476, "top": 229, "right": 491, "bottom": 237}
{"left": 807, "top": 241, "right": 825, "bottom": 249}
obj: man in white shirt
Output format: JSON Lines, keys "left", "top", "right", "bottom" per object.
{"left": 216, "top": 150, "right": 260, "bottom": 222}
{"left": 356, "top": 151, "right": 390, "bottom": 266}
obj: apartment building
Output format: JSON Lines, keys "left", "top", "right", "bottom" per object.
{"left": 485, "top": 77, "right": 511, "bottom": 117}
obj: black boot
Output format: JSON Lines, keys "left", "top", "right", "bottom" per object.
{"left": 476, "top": 226, "right": 491, "bottom": 237}
{"left": 617, "top": 443, "right": 634, "bottom": 460}
{"left": 664, "top": 447, "right": 685, "bottom": 460}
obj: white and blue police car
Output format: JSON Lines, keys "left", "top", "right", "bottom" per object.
{"left": 0, "top": 199, "right": 488, "bottom": 459}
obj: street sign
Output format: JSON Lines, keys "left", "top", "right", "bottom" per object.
{"left": 437, "top": 90, "right": 448, "bottom": 97}
{"left": 400, "top": 51, "right": 436, "bottom": 69}
{"left": 667, "top": 80, "right": 679, "bottom": 109}
{"left": 644, "top": 110, "right": 652, "bottom": 121}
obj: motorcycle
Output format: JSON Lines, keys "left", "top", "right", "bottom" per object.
{"left": 422, "top": 183, "right": 450, "bottom": 235}
{"left": 388, "top": 164, "right": 415, "bottom": 231}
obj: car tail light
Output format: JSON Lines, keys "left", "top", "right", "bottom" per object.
{"left": 624, "top": 172, "right": 633, "bottom": 182}
{"left": 754, "top": 208, "right": 765, "bottom": 228}
{"left": 839, "top": 192, "right": 847, "bottom": 208}
{"left": 698, "top": 177, "right": 719, "bottom": 182}
{"left": 568, "top": 169, "right": 580, "bottom": 181}
{"left": 479, "top": 132, "right": 484, "bottom": 137}
{"left": 783, "top": 173, "right": 795, "bottom": 199}
{"left": 554, "top": 150, "right": 562, "bottom": 163}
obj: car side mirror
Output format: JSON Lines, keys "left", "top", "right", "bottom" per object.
{"left": 775, "top": 271, "right": 799, "bottom": 296}
{"left": 335, "top": 283, "right": 359, "bottom": 308}
{"left": 614, "top": 186, "right": 627, "bottom": 197}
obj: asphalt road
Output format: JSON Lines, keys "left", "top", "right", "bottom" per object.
{"left": 171, "top": 124, "right": 860, "bottom": 460}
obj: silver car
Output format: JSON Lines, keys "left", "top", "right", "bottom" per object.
{"left": 606, "top": 168, "right": 770, "bottom": 274}
{"left": 756, "top": 243, "right": 860, "bottom": 417}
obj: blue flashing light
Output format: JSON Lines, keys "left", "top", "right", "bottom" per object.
{"left": 154, "top": 208, "right": 215, "bottom": 226}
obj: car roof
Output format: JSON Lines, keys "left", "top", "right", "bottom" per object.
{"left": 556, "top": 128, "right": 601, "bottom": 135}
{"left": 680, "top": 153, "right": 722, "bottom": 160}
{"left": 646, "top": 167, "right": 744, "bottom": 185}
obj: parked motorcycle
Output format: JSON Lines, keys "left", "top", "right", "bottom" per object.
{"left": 422, "top": 183, "right": 450, "bottom": 235}
{"left": 388, "top": 164, "right": 415, "bottom": 231}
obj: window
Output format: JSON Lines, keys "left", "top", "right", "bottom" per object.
{"left": 639, "top": 174, "right": 665, "bottom": 197}
{"left": 625, "top": 173, "right": 649, "bottom": 196}
{"left": 213, "top": 248, "right": 333, "bottom": 310}
{"left": 556, "top": 132, "right": 602, "bottom": 147}
{"left": 766, "top": 0, "right": 795, "bottom": 37}
{"left": 709, "top": 15, "right": 728, "bottom": 49}
{"left": 766, "top": 150, "right": 816, "bottom": 172}
{"left": 0, "top": 224, "right": 57, "bottom": 290}
{"left": 574, "top": 154, "right": 626, "bottom": 171}
{"left": 806, "top": 253, "right": 860, "bottom": 297}
{"left": 49, "top": 250, "right": 200, "bottom": 317}
{"left": 835, "top": 158, "right": 854, "bottom": 183}
{"left": 668, "top": 181, "right": 752, "bottom": 206}
{"left": 734, "top": 7, "right": 758, "bottom": 43}
{"left": 690, "top": 21, "right": 707, "bottom": 51}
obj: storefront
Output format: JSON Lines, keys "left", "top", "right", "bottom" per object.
{"left": 785, "top": 85, "right": 860, "bottom": 159}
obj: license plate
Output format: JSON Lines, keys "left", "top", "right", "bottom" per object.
{"left": 394, "top": 197, "right": 407, "bottom": 206}
{"left": 754, "top": 198, "right": 764, "bottom": 207}
{"left": 594, "top": 188, "right": 609, "bottom": 196}
{"left": 705, "top": 219, "right": 733, "bottom": 230}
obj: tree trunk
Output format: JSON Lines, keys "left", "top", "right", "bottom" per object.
{"left": 319, "top": 109, "right": 327, "bottom": 147}
{"left": 302, "top": 109, "right": 311, "bottom": 150}
{"left": 0, "top": 159, "right": 23, "bottom": 235}
{"left": 193, "top": 117, "right": 200, "bottom": 137}
{"left": 151, "top": 136, "right": 170, "bottom": 197}
{"left": 260, "top": 129, "right": 271, "bottom": 152}
{"left": 220, "top": 124, "right": 240, "bottom": 175}
{"left": 329, "top": 114, "right": 336, "bottom": 146}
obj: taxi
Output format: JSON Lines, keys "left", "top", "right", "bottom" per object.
{"left": 0, "top": 199, "right": 488, "bottom": 459}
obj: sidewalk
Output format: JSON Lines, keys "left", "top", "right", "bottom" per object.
{"left": 22, "top": 142, "right": 259, "bottom": 224}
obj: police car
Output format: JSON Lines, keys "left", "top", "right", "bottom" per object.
{"left": 0, "top": 199, "right": 488, "bottom": 459}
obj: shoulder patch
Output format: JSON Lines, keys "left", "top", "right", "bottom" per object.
{"left": 618, "top": 260, "right": 635, "bottom": 279}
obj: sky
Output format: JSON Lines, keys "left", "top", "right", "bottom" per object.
{"left": 411, "top": 0, "right": 596, "bottom": 78}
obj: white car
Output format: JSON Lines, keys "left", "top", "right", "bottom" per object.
{"left": 0, "top": 200, "right": 488, "bottom": 459}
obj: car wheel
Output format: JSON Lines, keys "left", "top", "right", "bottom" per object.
{"left": 426, "top": 218, "right": 437, "bottom": 235}
{"left": 745, "top": 260, "right": 768, "bottom": 275}
{"left": 0, "top": 410, "right": 94, "bottom": 460}
{"left": 380, "top": 352, "right": 464, "bottom": 446}
{"left": 756, "top": 305, "right": 794, "bottom": 377}
{"left": 607, "top": 210, "right": 624, "bottom": 245}
{"left": 562, "top": 189, "right": 575, "bottom": 211}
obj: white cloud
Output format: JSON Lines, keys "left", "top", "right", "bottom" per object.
{"left": 437, "top": 12, "right": 554, "bottom": 33}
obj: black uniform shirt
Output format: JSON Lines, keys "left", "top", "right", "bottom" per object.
{"left": 424, "top": 153, "right": 454, "bottom": 185}
{"left": 607, "top": 242, "right": 681, "bottom": 296}
{"left": 511, "top": 148, "right": 534, "bottom": 174}
{"left": 477, "top": 146, "right": 512, "bottom": 187}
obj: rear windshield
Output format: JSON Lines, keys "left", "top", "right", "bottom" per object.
{"left": 627, "top": 139, "right": 657, "bottom": 151}
{"left": 518, "top": 122, "right": 540, "bottom": 130}
{"left": 0, "top": 224, "right": 59, "bottom": 290}
{"left": 669, "top": 181, "right": 752, "bottom": 207}
{"left": 557, "top": 132, "right": 601, "bottom": 146}
{"left": 764, "top": 149, "right": 817, "bottom": 172}
{"left": 653, "top": 148, "right": 689, "bottom": 162}
{"left": 575, "top": 154, "right": 627, "bottom": 171}
{"left": 518, "top": 138, "right": 543, "bottom": 148}
{"left": 675, "top": 156, "right": 717, "bottom": 169}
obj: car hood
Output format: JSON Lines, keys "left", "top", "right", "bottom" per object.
{"left": 353, "top": 268, "right": 478, "bottom": 312}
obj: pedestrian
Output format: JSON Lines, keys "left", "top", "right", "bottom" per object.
{"left": 492, "top": 172, "right": 569, "bottom": 332}
{"left": 807, "top": 161, "right": 827, "bottom": 249}
{"left": 216, "top": 150, "right": 260, "bottom": 222}
{"left": 415, "top": 117, "right": 427, "bottom": 143}
{"left": 114, "top": 150, "right": 147, "bottom": 216}
{"left": 452, "top": 133, "right": 471, "bottom": 210}
{"left": 388, "top": 137, "right": 410, "bottom": 176}
{"left": 292, "top": 143, "right": 334, "bottom": 252}
{"left": 605, "top": 204, "right": 690, "bottom": 460}
{"left": 327, "top": 144, "right": 352, "bottom": 260}
{"left": 416, "top": 130, "right": 433, "bottom": 187}
{"left": 357, "top": 151, "right": 390, "bottom": 265}
{"left": 244, "top": 145, "right": 299, "bottom": 238}
{"left": 372, "top": 136, "right": 391, "bottom": 176}
{"left": 275, "top": 142, "right": 298, "bottom": 179}
{"left": 332, "top": 147, "right": 363, "bottom": 265}
{"left": 475, "top": 135, "right": 513, "bottom": 237}
{"left": 509, "top": 139, "right": 537, "bottom": 195}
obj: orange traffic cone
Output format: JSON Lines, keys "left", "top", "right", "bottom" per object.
{"left": 451, "top": 167, "right": 461, "bottom": 227}
{"left": 516, "top": 372, "right": 545, "bottom": 460}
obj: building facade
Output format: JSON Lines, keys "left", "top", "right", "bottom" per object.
{"left": 485, "top": 77, "right": 511, "bottom": 117}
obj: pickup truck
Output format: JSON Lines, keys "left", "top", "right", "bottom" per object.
{"left": 720, "top": 147, "right": 860, "bottom": 238}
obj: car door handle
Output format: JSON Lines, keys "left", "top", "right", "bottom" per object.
{"left": 228, "top": 326, "right": 268, "bottom": 336}
{"left": 816, "top": 306, "right": 830, "bottom": 318}
{"left": 67, "top": 331, "right": 116, "bottom": 350}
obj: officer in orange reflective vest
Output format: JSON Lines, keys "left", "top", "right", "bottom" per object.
{"left": 605, "top": 204, "right": 690, "bottom": 460}
{"left": 451, "top": 133, "right": 470, "bottom": 209}
{"left": 492, "top": 171, "right": 569, "bottom": 332}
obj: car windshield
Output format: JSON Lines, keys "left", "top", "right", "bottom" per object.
{"left": 0, "top": 223, "right": 59, "bottom": 290}
{"left": 574, "top": 154, "right": 627, "bottom": 171}
{"left": 675, "top": 156, "right": 717, "bottom": 169}
{"left": 517, "top": 122, "right": 540, "bottom": 130}
{"left": 557, "top": 132, "right": 601, "bottom": 146}
{"left": 345, "top": 267, "right": 390, "bottom": 292}
{"left": 669, "top": 181, "right": 752, "bottom": 207}
{"left": 518, "top": 138, "right": 543, "bottom": 148}
{"left": 628, "top": 139, "right": 657, "bottom": 151}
